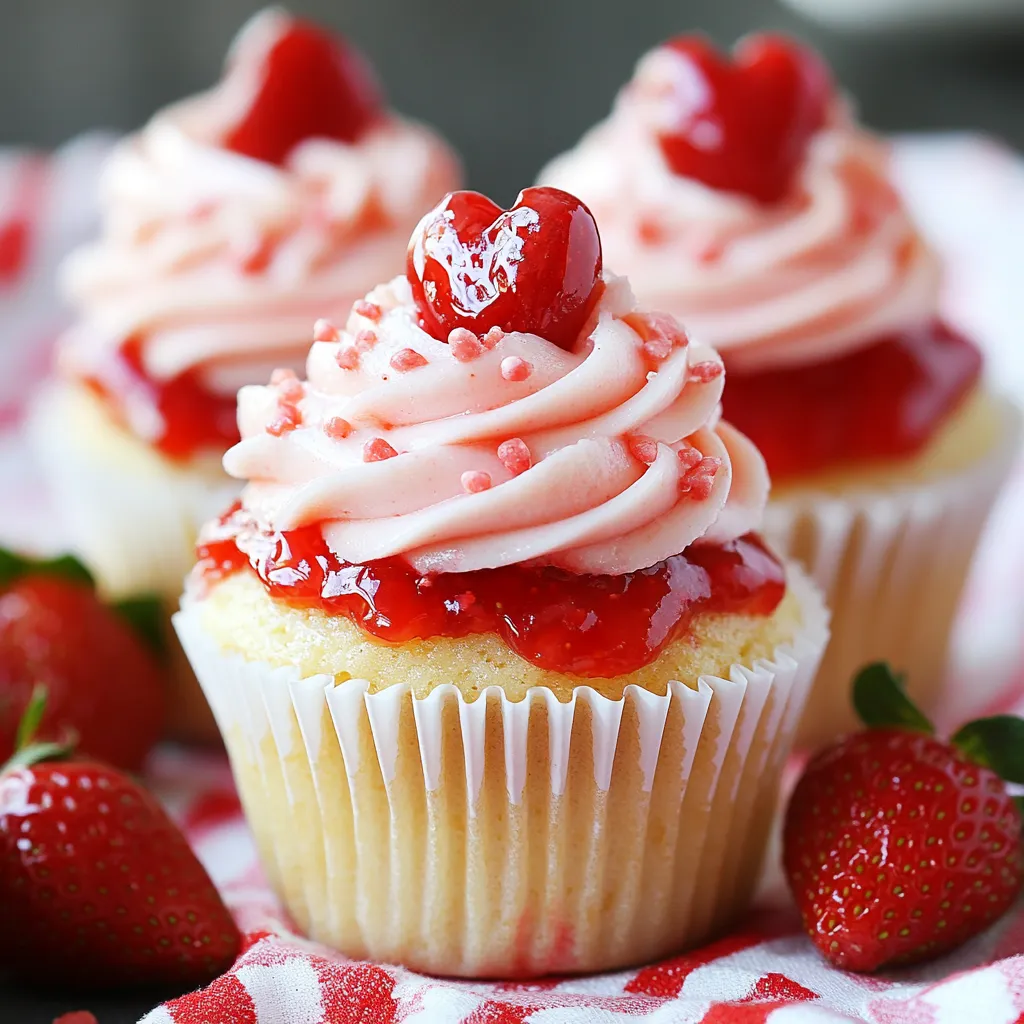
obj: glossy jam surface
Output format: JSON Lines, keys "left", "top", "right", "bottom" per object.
{"left": 407, "top": 187, "right": 603, "bottom": 351}
{"left": 722, "top": 321, "right": 983, "bottom": 481}
{"left": 198, "top": 513, "right": 785, "bottom": 677}
{"left": 85, "top": 336, "right": 239, "bottom": 459}
{"left": 657, "top": 34, "right": 831, "bottom": 204}
{"left": 223, "top": 19, "right": 382, "bottom": 165}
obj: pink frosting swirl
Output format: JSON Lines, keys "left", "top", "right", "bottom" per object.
{"left": 223, "top": 273, "right": 769, "bottom": 576}
{"left": 58, "top": 9, "right": 461, "bottom": 406}
{"left": 538, "top": 44, "right": 940, "bottom": 372}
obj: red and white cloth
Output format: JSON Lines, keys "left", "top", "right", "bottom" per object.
{"left": 3, "top": 134, "right": 1024, "bottom": 1024}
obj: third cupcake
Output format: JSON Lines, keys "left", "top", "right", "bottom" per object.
{"left": 540, "top": 34, "right": 1021, "bottom": 745}
{"left": 32, "top": 8, "right": 461, "bottom": 740}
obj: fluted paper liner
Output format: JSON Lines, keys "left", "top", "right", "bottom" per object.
{"left": 767, "top": 394, "right": 1021, "bottom": 749}
{"left": 174, "top": 566, "right": 827, "bottom": 977}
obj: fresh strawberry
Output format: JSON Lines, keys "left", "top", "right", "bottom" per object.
{"left": 0, "top": 549, "right": 164, "bottom": 771}
{"left": 784, "top": 663, "right": 1024, "bottom": 972}
{"left": 0, "top": 692, "right": 240, "bottom": 990}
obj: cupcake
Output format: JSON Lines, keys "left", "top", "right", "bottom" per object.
{"left": 32, "top": 9, "right": 460, "bottom": 739}
{"left": 174, "top": 185, "right": 829, "bottom": 975}
{"left": 539, "top": 34, "right": 1020, "bottom": 746}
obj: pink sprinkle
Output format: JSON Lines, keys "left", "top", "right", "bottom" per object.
{"left": 676, "top": 443, "right": 703, "bottom": 472}
{"left": 481, "top": 326, "right": 505, "bottom": 349}
{"left": 267, "top": 402, "right": 301, "bottom": 437}
{"left": 355, "top": 329, "right": 378, "bottom": 352}
{"left": 627, "top": 434, "right": 659, "bottom": 465}
{"left": 390, "top": 347, "right": 428, "bottom": 372}
{"left": 679, "top": 455, "right": 722, "bottom": 501}
{"left": 324, "top": 416, "right": 352, "bottom": 440}
{"left": 363, "top": 437, "right": 398, "bottom": 462}
{"left": 313, "top": 318, "right": 340, "bottom": 343}
{"left": 461, "top": 470, "right": 493, "bottom": 494}
{"left": 278, "top": 378, "right": 304, "bottom": 403}
{"left": 270, "top": 367, "right": 298, "bottom": 385}
{"left": 497, "top": 437, "right": 532, "bottom": 476}
{"left": 354, "top": 300, "right": 382, "bottom": 321}
{"left": 335, "top": 345, "right": 361, "bottom": 370}
{"left": 500, "top": 356, "right": 532, "bottom": 382}
{"left": 689, "top": 360, "right": 724, "bottom": 383}
{"left": 627, "top": 312, "right": 688, "bottom": 363}
{"left": 449, "top": 328, "right": 483, "bottom": 362}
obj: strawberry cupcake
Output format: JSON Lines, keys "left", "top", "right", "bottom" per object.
{"left": 174, "top": 186, "right": 829, "bottom": 975}
{"left": 32, "top": 10, "right": 460, "bottom": 738}
{"left": 540, "top": 35, "right": 1020, "bottom": 745}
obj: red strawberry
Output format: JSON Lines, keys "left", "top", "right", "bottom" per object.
{"left": 784, "top": 664, "right": 1024, "bottom": 972}
{"left": 407, "top": 187, "right": 603, "bottom": 351}
{"left": 0, "top": 693, "right": 240, "bottom": 990}
{"left": 0, "top": 551, "right": 164, "bottom": 771}
{"left": 656, "top": 33, "right": 832, "bottom": 204}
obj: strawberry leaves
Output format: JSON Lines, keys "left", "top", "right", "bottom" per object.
{"left": 952, "top": 716, "right": 1024, "bottom": 785}
{"left": 852, "top": 662, "right": 934, "bottom": 734}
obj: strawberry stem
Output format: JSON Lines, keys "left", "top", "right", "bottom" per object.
{"left": 952, "top": 715, "right": 1024, "bottom": 783}
{"left": 1, "top": 686, "right": 76, "bottom": 775}
{"left": 852, "top": 663, "right": 934, "bottom": 734}
{"left": 14, "top": 683, "right": 47, "bottom": 750}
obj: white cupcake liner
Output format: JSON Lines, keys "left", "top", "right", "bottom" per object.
{"left": 29, "top": 381, "right": 239, "bottom": 600}
{"left": 766, "top": 393, "right": 1021, "bottom": 749}
{"left": 174, "top": 565, "right": 828, "bottom": 978}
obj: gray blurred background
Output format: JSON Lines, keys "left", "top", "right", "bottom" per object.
{"left": 0, "top": 0, "right": 1022, "bottom": 204}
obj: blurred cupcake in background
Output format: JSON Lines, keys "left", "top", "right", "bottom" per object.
{"left": 540, "top": 34, "right": 1020, "bottom": 745}
{"left": 32, "top": 8, "right": 461, "bottom": 740}
{"left": 175, "top": 185, "right": 829, "bottom": 975}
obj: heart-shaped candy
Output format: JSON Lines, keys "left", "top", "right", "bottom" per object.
{"left": 407, "top": 187, "right": 603, "bottom": 351}
{"left": 223, "top": 15, "right": 382, "bottom": 166}
{"left": 655, "top": 33, "right": 832, "bottom": 204}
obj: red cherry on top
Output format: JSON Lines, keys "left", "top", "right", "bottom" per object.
{"left": 222, "top": 16, "right": 383, "bottom": 166}
{"left": 407, "top": 187, "right": 603, "bottom": 351}
{"left": 656, "top": 33, "right": 832, "bottom": 204}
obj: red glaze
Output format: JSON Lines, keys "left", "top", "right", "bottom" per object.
{"left": 407, "top": 187, "right": 603, "bottom": 351}
{"left": 657, "top": 34, "right": 832, "bottom": 204}
{"left": 721, "top": 321, "right": 983, "bottom": 481}
{"left": 198, "top": 512, "right": 785, "bottom": 677}
{"left": 223, "top": 18, "right": 382, "bottom": 166}
{"left": 84, "top": 335, "right": 239, "bottom": 460}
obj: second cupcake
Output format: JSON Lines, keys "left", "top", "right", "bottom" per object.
{"left": 540, "top": 34, "right": 1020, "bottom": 745}
{"left": 175, "top": 185, "right": 828, "bottom": 975}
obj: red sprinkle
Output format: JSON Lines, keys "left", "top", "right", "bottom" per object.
{"left": 461, "top": 470, "right": 493, "bottom": 493}
{"left": 267, "top": 402, "right": 301, "bottom": 436}
{"left": 353, "top": 300, "right": 382, "bottom": 321}
{"left": 500, "top": 356, "right": 532, "bottom": 382}
{"left": 497, "top": 438, "right": 532, "bottom": 476}
{"left": 690, "top": 360, "right": 724, "bottom": 383}
{"left": 355, "top": 329, "right": 378, "bottom": 351}
{"left": 455, "top": 591, "right": 477, "bottom": 609}
{"left": 363, "top": 437, "right": 398, "bottom": 462}
{"left": 278, "top": 377, "right": 304, "bottom": 402}
{"left": 677, "top": 443, "right": 704, "bottom": 472}
{"left": 390, "top": 348, "right": 428, "bottom": 371}
{"left": 680, "top": 455, "right": 722, "bottom": 500}
{"left": 449, "top": 328, "right": 483, "bottom": 362}
{"left": 270, "top": 367, "right": 298, "bottom": 385}
{"left": 627, "top": 434, "right": 660, "bottom": 465}
{"left": 313, "top": 318, "right": 340, "bottom": 343}
{"left": 324, "top": 416, "right": 352, "bottom": 440}
{"left": 482, "top": 326, "right": 505, "bottom": 349}
{"left": 335, "top": 346, "right": 361, "bottom": 370}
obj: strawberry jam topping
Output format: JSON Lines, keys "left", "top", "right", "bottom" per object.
{"left": 721, "top": 321, "right": 982, "bottom": 481}
{"left": 84, "top": 336, "right": 239, "bottom": 459}
{"left": 656, "top": 34, "right": 831, "bottom": 204}
{"left": 408, "top": 187, "right": 603, "bottom": 351}
{"left": 223, "top": 18, "right": 382, "bottom": 165}
{"left": 198, "top": 512, "right": 785, "bottom": 677}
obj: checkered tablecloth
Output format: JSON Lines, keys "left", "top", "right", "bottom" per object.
{"left": 3, "top": 133, "right": 1024, "bottom": 1024}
